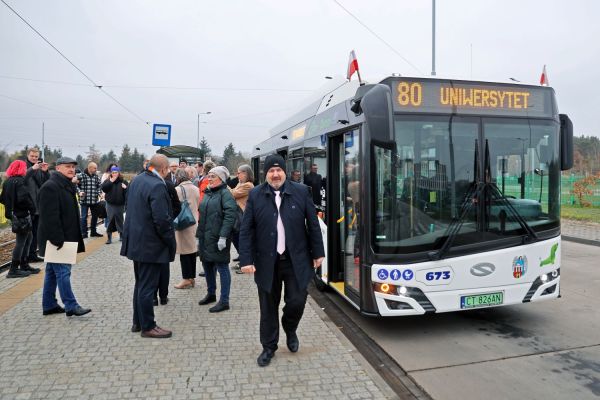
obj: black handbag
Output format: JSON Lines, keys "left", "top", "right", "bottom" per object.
{"left": 11, "top": 214, "right": 32, "bottom": 234}
{"left": 94, "top": 200, "right": 108, "bottom": 219}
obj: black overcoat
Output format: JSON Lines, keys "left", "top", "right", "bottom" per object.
{"left": 239, "top": 181, "right": 325, "bottom": 292}
{"left": 37, "top": 172, "right": 85, "bottom": 257}
{"left": 0, "top": 176, "right": 35, "bottom": 218}
{"left": 120, "top": 171, "right": 176, "bottom": 263}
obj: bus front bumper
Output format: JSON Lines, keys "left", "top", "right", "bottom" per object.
{"left": 373, "top": 273, "right": 560, "bottom": 317}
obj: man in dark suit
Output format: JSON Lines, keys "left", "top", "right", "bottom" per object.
{"left": 153, "top": 177, "right": 181, "bottom": 306}
{"left": 240, "top": 155, "right": 325, "bottom": 367}
{"left": 121, "top": 154, "right": 176, "bottom": 338}
{"left": 303, "top": 163, "right": 323, "bottom": 206}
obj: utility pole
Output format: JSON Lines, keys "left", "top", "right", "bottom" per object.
{"left": 431, "top": 0, "right": 436, "bottom": 76}
{"left": 41, "top": 122, "right": 45, "bottom": 160}
{"left": 197, "top": 111, "right": 211, "bottom": 149}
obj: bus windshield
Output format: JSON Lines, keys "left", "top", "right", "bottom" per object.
{"left": 373, "top": 115, "right": 560, "bottom": 254}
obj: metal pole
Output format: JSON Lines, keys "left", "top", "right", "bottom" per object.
{"left": 431, "top": 0, "right": 436, "bottom": 76}
{"left": 41, "top": 122, "right": 45, "bottom": 160}
{"left": 197, "top": 113, "right": 200, "bottom": 149}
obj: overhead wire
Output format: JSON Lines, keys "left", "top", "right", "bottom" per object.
{"left": 0, "top": 74, "right": 313, "bottom": 93}
{"left": 332, "top": 0, "right": 424, "bottom": 75}
{"left": 0, "top": 93, "right": 85, "bottom": 119}
{"left": 0, "top": 0, "right": 149, "bottom": 125}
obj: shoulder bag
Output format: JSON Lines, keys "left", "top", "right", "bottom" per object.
{"left": 173, "top": 186, "right": 196, "bottom": 231}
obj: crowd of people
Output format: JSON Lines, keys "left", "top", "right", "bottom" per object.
{"left": 0, "top": 149, "right": 325, "bottom": 367}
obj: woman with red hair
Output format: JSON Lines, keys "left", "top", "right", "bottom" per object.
{"left": 0, "top": 159, "right": 39, "bottom": 278}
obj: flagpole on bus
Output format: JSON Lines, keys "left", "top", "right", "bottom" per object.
{"left": 431, "top": 0, "right": 436, "bottom": 76}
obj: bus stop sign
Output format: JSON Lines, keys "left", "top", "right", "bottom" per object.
{"left": 152, "top": 124, "right": 171, "bottom": 147}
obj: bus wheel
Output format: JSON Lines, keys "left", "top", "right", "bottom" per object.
{"left": 313, "top": 271, "right": 328, "bottom": 292}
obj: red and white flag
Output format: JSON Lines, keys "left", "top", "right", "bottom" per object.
{"left": 540, "top": 65, "right": 549, "bottom": 86}
{"left": 346, "top": 50, "right": 361, "bottom": 82}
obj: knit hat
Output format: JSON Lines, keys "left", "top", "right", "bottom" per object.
{"left": 210, "top": 166, "right": 229, "bottom": 183}
{"left": 263, "top": 154, "right": 286, "bottom": 177}
{"left": 110, "top": 166, "right": 120, "bottom": 172}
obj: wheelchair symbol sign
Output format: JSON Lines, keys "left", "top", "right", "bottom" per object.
{"left": 377, "top": 269, "right": 389, "bottom": 280}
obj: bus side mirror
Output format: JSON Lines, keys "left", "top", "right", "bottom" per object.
{"left": 360, "top": 84, "right": 394, "bottom": 141}
{"left": 559, "top": 114, "right": 573, "bottom": 171}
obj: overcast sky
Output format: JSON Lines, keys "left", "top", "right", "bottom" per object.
{"left": 1, "top": 0, "right": 598, "bottom": 158}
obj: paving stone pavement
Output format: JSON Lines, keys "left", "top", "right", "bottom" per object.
{"left": 0, "top": 240, "right": 395, "bottom": 399}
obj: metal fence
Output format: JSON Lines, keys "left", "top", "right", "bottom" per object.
{"left": 561, "top": 173, "right": 600, "bottom": 206}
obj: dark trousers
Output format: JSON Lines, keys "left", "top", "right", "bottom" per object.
{"left": 80, "top": 204, "right": 99, "bottom": 233}
{"left": 154, "top": 263, "right": 170, "bottom": 301}
{"left": 14, "top": 231, "right": 33, "bottom": 262}
{"left": 132, "top": 261, "right": 163, "bottom": 331}
{"left": 257, "top": 258, "right": 308, "bottom": 351}
{"left": 180, "top": 253, "right": 197, "bottom": 279}
{"left": 28, "top": 215, "right": 39, "bottom": 257}
{"left": 232, "top": 231, "right": 240, "bottom": 253}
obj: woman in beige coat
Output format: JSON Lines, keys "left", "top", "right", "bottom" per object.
{"left": 230, "top": 164, "right": 254, "bottom": 273}
{"left": 174, "top": 167, "right": 201, "bottom": 289}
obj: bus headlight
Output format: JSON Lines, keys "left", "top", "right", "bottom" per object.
{"left": 398, "top": 286, "right": 408, "bottom": 295}
{"left": 374, "top": 283, "right": 396, "bottom": 294}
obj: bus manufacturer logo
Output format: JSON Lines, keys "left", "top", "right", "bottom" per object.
{"left": 512, "top": 256, "right": 528, "bottom": 279}
{"left": 470, "top": 263, "right": 496, "bottom": 277}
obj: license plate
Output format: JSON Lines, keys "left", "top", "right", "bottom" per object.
{"left": 460, "top": 292, "right": 504, "bottom": 309}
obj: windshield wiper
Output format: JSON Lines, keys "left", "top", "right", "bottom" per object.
{"left": 428, "top": 181, "right": 483, "bottom": 261}
{"left": 487, "top": 183, "right": 538, "bottom": 242}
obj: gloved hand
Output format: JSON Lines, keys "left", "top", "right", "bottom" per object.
{"left": 50, "top": 240, "right": 64, "bottom": 250}
{"left": 217, "top": 237, "right": 227, "bottom": 251}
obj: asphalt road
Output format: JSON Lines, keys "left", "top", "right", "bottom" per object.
{"left": 324, "top": 240, "right": 600, "bottom": 400}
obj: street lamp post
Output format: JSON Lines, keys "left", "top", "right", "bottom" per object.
{"left": 197, "top": 111, "right": 211, "bottom": 150}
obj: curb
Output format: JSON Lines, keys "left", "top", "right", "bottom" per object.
{"left": 562, "top": 235, "right": 600, "bottom": 247}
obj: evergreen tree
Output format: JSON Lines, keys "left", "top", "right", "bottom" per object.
{"left": 75, "top": 154, "right": 85, "bottom": 169}
{"left": 41, "top": 145, "right": 62, "bottom": 164}
{"left": 99, "top": 149, "right": 118, "bottom": 172}
{"left": 119, "top": 144, "right": 133, "bottom": 172}
{"left": 222, "top": 143, "right": 236, "bottom": 169}
{"left": 199, "top": 136, "right": 211, "bottom": 160}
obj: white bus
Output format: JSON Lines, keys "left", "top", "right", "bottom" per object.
{"left": 251, "top": 76, "right": 573, "bottom": 316}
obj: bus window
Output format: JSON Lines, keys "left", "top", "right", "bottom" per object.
{"left": 288, "top": 148, "right": 304, "bottom": 183}
{"left": 304, "top": 136, "right": 327, "bottom": 210}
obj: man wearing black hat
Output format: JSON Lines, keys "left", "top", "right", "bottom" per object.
{"left": 38, "top": 157, "right": 91, "bottom": 317}
{"left": 239, "top": 154, "right": 325, "bottom": 367}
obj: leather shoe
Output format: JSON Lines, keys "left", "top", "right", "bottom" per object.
{"left": 42, "top": 305, "right": 65, "bottom": 315}
{"left": 198, "top": 294, "right": 216, "bottom": 305}
{"left": 90, "top": 232, "right": 103, "bottom": 237}
{"left": 286, "top": 331, "right": 299, "bottom": 353}
{"left": 66, "top": 306, "right": 91, "bottom": 317}
{"left": 141, "top": 326, "right": 172, "bottom": 339}
{"left": 209, "top": 302, "right": 230, "bottom": 313}
{"left": 131, "top": 324, "right": 141, "bottom": 333}
{"left": 257, "top": 348, "right": 275, "bottom": 367}
{"left": 160, "top": 298, "right": 168, "bottom": 305}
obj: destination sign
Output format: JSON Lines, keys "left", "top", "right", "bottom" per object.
{"left": 386, "top": 79, "right": 556, "bottom": 117}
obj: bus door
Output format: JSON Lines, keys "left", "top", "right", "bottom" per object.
{"left": 329, "top": 130, "right": 360, "bottom": 302}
